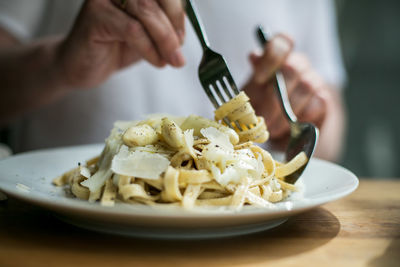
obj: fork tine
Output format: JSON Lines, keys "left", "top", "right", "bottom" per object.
{"left": 225, "top": 75, "right": 240, "bottom": 94}
{"left": 216, "top": 80, "right": 244, "bottom": 131}
{"left": 223, "top": 117, "right": 234, "bottom": 128}
{"left": 233, "top": 120, "right": 243, "bottom": 131}
{"left": 187, "top": 0, "right": 247, "bottom": 132}
{"left": 212, "top": 82, "right": 227, "bottom": 104}
{"left": 204, "top": 84, "right": 219, "bottom": 109}
{"left": 207, "top": 82, "right": 236, "bottom": 130}
{"left": 220, "top": 77, "right": 234, "bottom": 99}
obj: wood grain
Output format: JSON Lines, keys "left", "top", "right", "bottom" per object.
{"left": 0, "top": 180, "right": 399, "bottom": 267}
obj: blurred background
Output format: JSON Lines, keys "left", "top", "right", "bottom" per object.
{"left": 335, "top": 0, "right": 400, "bottom": 178}
{"left": 0, "top": 0, "right": 399, "bottom": 178}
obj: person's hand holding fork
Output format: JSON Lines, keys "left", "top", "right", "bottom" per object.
{"left": 243, "top": 34, "right": 345, "bottom": 161}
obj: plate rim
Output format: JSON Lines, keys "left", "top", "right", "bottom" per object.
{"left": 0, "top": 144, "right": 359, "bottom": 220}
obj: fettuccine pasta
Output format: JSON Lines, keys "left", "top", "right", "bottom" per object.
{"left": 53, "top": 92, "right": 307, "bottom": 211}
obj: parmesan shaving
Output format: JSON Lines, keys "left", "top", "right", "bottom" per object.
{"left": 111, "top": 146, "right": 170, "bottom": 179}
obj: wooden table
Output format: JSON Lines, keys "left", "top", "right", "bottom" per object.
{"left": 0, "top": 179, "right": 399, "bottom": 267}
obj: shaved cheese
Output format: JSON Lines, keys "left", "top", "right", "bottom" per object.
{"left": 202, "top": 143, "right": 234, "bottom": 170}
{"left": 215, "top": 166, "right": 241, "bottom": 186}
{"left": 254, "top": 153, "right": 265, "bottom": 180}
{"left": 201, "top": 127, "right": 233, "bottom": 150}
{"left": 210, "top": 165, "right": 222, "bottom": 183}
{"left": 81, "top": 137, "right": 121, "bottom": 192}
{"left": 111, "top": 146, "right": 169, "bottom": 179}
{"left": 80, "top": 166, "right": 91, "bottom": 178}
{"left": 182, "top": 129, "right": 197, "bottom": 158}
{"left": 201, "top": 131, "right": 264, "bottom": 186}
{"left": 235, "top": 149, "right": 258, "bottom": 168}
{"left": 181, "top": 115, "right": 239, "bottom": 144}
{"left": 82, "top": 169, "right": 113, "bottom": 193}
{"left": 270, "top": 178, "right": 282, "bottom": 191}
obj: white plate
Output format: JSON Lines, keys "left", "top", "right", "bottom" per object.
{"left": 0, "top": 144, "right": 358, "bottom": 239}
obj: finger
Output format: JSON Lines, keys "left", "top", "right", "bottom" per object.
{"left": 254, "top": 34, "right": 293, "bottom": 85}
{"left": 282, "top": 53, "right": 310, "bottom": 93}
{"left": 244, "top": 63, "right": 286, "bottom": 132}
{"left": 249, "top": 49, "right": 263, "bottom": 67}
{"left": 157, "top": 0, "right": 185, "bottom": 44}
{"left": 290, "top": 71, "right": 322, "bottom": 116}
{"left": 265, "top": 92, "right": 290, "bottom": 139}
{"left": 124, "top": 0, "right": 184, "bottom": 67}
{"left": 290, "top": 86, "right": 313, "bottom": 117}
{"left": 299, "top": 90, "right": 328, "bottom": 127}
{"left": 264, "top": 96, "right": 282, "bottom": 128}
{"left": 246, "top": 50, "right": 290, "bottom": 137}
{"left": 257, "top": 83, "right": 282, "bottom": 129}
{"left": 108, "top": 2, "right": 167, "bottom": 67}
{"left": 243, "top": 53, "right": 266, "bottom": 110}
{"left": 119, "top": 43, "right": 146, "bottom": 68}
{"left": 124, "top": 19, "right": 168, "bottom": 67}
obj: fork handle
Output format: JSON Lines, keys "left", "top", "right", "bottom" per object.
{"left": 256, "top": 26, "right": 298, "bottom": 124}
{"left": 185, "top": 0, "right": 211, "bottom": 51}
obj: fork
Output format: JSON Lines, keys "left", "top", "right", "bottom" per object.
{"left": 186, "top": 1, "right": 317, "bottom": 184}
{"left": 185, "top": 0, "right": 243, "bottom": 129}
{"left": 256, "top": 26, "right": 319, "bottom": 184}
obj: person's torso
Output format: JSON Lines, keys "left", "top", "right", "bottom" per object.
{"left": 8, "top": 0, "right": 324, "bottom": 152}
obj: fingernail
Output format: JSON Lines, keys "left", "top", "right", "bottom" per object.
{"left": 177, "top": 29, "right": 185, "bottom": 44}
{"left": 249, "top": 49, "right": 262, "bottom": 66}
{"left": 254, "top": 36, "right": 292, "bottom": 85}
{"left": 170, "top": 48, "right": 185, "bottom": 67}
{"left": 272, "top": 36, "right": 292, "bottom": 58}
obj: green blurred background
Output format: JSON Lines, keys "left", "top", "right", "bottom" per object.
{"left": 335, "top": 0, "right": 400, "bottom": 178}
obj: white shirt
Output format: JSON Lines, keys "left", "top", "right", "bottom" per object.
{"left": 0, "top": 0, "right": 346, "bottom": 152}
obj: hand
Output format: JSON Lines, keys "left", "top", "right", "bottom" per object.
{"left": 243, "top": 34, "right": 329, "bottom": 147}
{"left": 56, "top": 0, "right": 185, "bottom": 89}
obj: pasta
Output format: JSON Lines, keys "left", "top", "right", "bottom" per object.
{"left": 53, "top": 92, "right": 307, "bottom": 211}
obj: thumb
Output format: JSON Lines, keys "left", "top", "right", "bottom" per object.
{"left": 248, "top": 49, "right": 263, "bottom": 68}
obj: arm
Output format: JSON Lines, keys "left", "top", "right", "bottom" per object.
{"left": 0, "top": 34, "right": 68, "bottom": 126}
{"left": 0, "top": 0, "right": 185, "bottom": 126}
